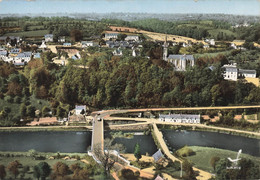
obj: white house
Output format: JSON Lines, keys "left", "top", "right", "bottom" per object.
{"left": 222, "top": 64, "right": 256, "bottom": 81}
{"left": 223, "top": 64, "right": 238, "bottom": 81}
{"left": 75, "top": 105, "right": 86, "bottom": 115}
{"left": 63, "top": 43, "right": 72, "bottom": 47}
{"left": 159, "top": 114, "right": 200, "bottom": 124}
{"left": 0, "top": 50, "right": 8, "bottom": 59}
{"left": 58, "top": 36, "right": 66, "bottom": 43}
{"left": 105, "top": 32, "right": 119, "bottom": 40}
{"left": 238, "top": 69, "right": 256, "bottom": 78}
{"left": 44, "top": 34, "right": 54, "bottom": 42}
{"left": 39, "top": 41, "right": 47, "bottom": 49}
{"left": 81, "top": 41, "right": 98, "bottom": 48}
{"left": 205, "top": 39, "right": 215, "bottom": 46}
{"left": 113, "top": 48, "right": 123, "bottom": 56}
{"left": 14, "top": 52, "right": 32, "bottom": 63}
{"left": 125, "top": 35, "right": 139, "bottom": 41}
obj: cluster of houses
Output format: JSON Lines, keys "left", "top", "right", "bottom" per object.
{"left": 0, "top": 47, "right": 33, "bottom": 66}
{"left": 159, "top": 113, "right": 201, "bottom": 124}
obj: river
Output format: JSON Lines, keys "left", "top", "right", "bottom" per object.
{"left": 0, "top": 130, "right": 259, "bottom": 157}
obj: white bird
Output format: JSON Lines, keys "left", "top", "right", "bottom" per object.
{"left": 228, "top": 149, "right": 242, "bottom": 165}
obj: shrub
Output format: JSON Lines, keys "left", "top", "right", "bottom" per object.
{"left": 176, "top": 146, "right": 195, "bottom": 157}
{"left": 4, "top": 96, "right": 13, "bottom": 103}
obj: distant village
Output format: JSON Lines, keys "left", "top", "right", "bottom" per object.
{"left": 0, "top": 26, "right": 258, "bottom": 86}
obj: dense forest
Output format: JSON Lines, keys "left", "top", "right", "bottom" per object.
{"left": 1, "top": 44, "right": 260, "bottom": 126}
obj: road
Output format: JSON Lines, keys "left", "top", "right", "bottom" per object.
{"left": 91, "top": 113, "right": 104, "bottom": 151}
{"left": 91, "top": 105, "right": 260, "bottom": 180}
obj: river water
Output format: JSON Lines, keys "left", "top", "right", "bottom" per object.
{"left": 0, "top": 130, "right": 259, "bottom": 156}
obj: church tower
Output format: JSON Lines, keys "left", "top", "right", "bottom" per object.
{"left": 163, "top": 34, "right": 168, "bottom": 61}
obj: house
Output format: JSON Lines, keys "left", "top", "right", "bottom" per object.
{"left": 238, "top": 69, "right": 256, "bottom": 78}
{"left": 33, "top": 52, "right": 41, "bottom": 59}
{"left": 159, "top": 114, "right": 200, "bottom": 124}
{"left": 125, "top": 35, "right": 139, "bottom": 41}
{"left": 104, "top": 31, "right": 119, "bottom": 40}
{"left": 81, "top": 41, "right": 98, "bottom": 48}
{"left": 152, "top": 149, "right": 164, "bottom": 162}
{"left": 63, "top": 43, "right": 72, "bottom": 47}
{"left": 223, "top": 64, "right": 238, "bottom": 81}
{"left": 0, "top": 50, "right": 8, "bottom": 59}
{"left": 39, "top": 41, "right": 47, "bottom": 49}
{"left": 230, "top": 40, "right": 245, "bottom": 49}
{"left": 9, "top": 48, "right": 21, "bottom": 57}
{"left": 113, "top": 48, "right": 123, "bottom": 56}
{"left": 0, "top": 36, "right": 20, "bottom": 45}
{"left": 203, "top": 44, "right": 210, "bottom": 49}
{"left": 14, "top": 52, "right": 32, "bottom": 63}
{"left": 75, "top": 105, "right": 86, "bottom": 115}
{"left": 58, "top": 36, "right": 66, "bottom": 43}
{"left": 167, "top": 54, "right": 195, "bottom": 71}
{"left": 222, "top": 64, "right": 256, "bottom": 81}
{"left": 44, "top": 34, "right": 54, "bottom": 42}
{"left": 205, "top": 39, "right": 215, "bottom": 46}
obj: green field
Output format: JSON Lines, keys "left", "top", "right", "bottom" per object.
{"left": 4, "top": 30, "right": 49, "bottom": 37}
{"left": 0, "top": 151, "right": 98, "bottom": 180}
{"left": 194, "top": 50, "right": 233, "bottom": 58}
{"left": 208, "top": 28, "right": 236, "bottom": 37}
{"left": 186, "top": 146, "right": 260, "bottom": 173}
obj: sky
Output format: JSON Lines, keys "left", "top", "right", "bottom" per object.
{"left": 0, "top": 0, "right": 259, "bottom": 15}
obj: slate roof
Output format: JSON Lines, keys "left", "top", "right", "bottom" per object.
{"left": 152, "top": 149, "right": 164, "bottom": 162}
{"left": 239, "top": 69, "right": 256, "bottom": 75}
{"left": 10, "top": 48, "right": 20, "bottom": 54}
{"left": 0, "top": 51, "right": 7, "bottom": 56}
{"left": 75, "top": 105, "right": 86, "bottom": 110}
{"left": 168, "top": 54, "right": 194, "bottom": 61}
{"left": 45, "top": 34, "right": 53, "bottom": 38}
{"left": 16, "top": 52, "right": 32, "bottom": 58}
{"left": 159, "top": 114, "right": 200, "bottom": 119}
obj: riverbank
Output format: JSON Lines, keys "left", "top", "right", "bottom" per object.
{"left": 158, "top": 124, "right": 260, "bottom": 139}
{"left": 186, "top": 146, "right": 260, "bottom": 173}
{"left": 0, "top": 125, "right": 92, "bottom": 132}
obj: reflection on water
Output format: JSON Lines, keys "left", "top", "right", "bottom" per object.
{"left": 0, "top": 131, "right": 92, "bottom": 153}
{"left": 162, "top": 130, "right": 260, "bottom": 157}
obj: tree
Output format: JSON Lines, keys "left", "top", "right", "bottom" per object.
{"left": 52, "top": 162, "right": 69, "bottom": 178}
{"left": 20, "top": 103, "right": 27, "bottom": 117}
{"left": 118, "top": 168, "right": 138, "bottom": 180}
{"left": 93, "top": 139, "right": 121, "bottom": 175}
{"left": 0, "top": 165, "right": 6, "bottom": 180}
{"left": 33, "top": 165, "right": 41, "bottom": 180}
{"left": 134, "top": 143, "right": 142, "bottom": 162}
{"left": 210, "top": 156, "right": 220, "bottom": 170}
{"left": 7, "top": 160, "right": 21, "bottom": 179}
{"left": 182, "top": 160, "right": 196, "bottom": 180}
{"left": 117, "top": 33, "right": 127, "bottom": 41}
{"left": 37, "top": 162, "right": 51, "bottom": 180}
{"left": 70, "top": 29, "right": 82, "bottom": 42}
{"left": 26, "top": 105, "right": 35, "bottom": 118}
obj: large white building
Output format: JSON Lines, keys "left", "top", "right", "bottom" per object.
{"left": 125, "top": 35, "right": 139, "bottom": 41}
{"left": 105, "top": 32, "right": 119, "bottom": 40}
{"left": 167, "top": 54, "right": 195, "bottom": 71}
{"left": 223, "top": 64, "right": 257, "bottom": 81}
{"left": 223, "top": 64, "right": 238, "bottom": 81}
{"left": 159, "top": 114, "right": 200, "bottom": 124}
{"left": 44, "top": 34, "right": 54, "bottom": 42}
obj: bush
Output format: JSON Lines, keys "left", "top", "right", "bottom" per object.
{"left": 4, "top": 96, "right": 13, "bottom": 103}
{"left": 176, "top": 146, "right": 195, "bottom": 157}
{"left": 14, "top": 96, "right": 21, "bottom": 103}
